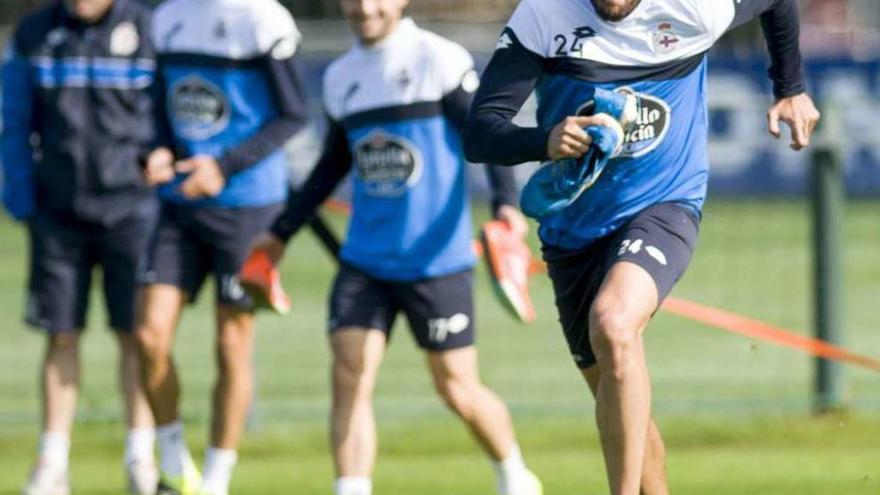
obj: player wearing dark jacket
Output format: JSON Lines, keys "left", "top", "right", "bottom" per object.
{"left": 1, "top": 0, "right": 160, "bottom": 494}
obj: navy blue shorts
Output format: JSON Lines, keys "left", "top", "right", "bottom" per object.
{"left": 544, "top": 202, "right": 700, "bottom": 369}
{"left": 139, "top": 202, "right": 283, "bottom": 308}
{"left": 329, "top": 265, "right": 475, "bottom": 352}
{"left": 26, "top": 203, "right": 158, "bottom": 333}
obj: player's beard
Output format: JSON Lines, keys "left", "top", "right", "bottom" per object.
{"left": 590, "top": 0, "right": 642, "bottom": 22}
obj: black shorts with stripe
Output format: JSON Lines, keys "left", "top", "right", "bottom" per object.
{"left": 329, "top": 264, "right": 475, "bottom": 352}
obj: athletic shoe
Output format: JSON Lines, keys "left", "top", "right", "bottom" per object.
{"left": 127, "top": 459, "right": 159, "bottom": 495}
{"left": 520, "top": 88, "right": 637, "bottom": 219}
{"left": 498, "top": 469, "right": 544, "bottom": 495}
{"left": 21, "top": 463, "right": 70, "bottom": 495}
{"left": 156, "top": 452, "right": 202, "bottom": 495}
{"left": 481, "top": 220, "right": 536, "bottom": 324}
{"left": 239, "top": 249, "right": 291, "bottom": 314}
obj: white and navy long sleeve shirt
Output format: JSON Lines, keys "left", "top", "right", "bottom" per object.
{"left": 270, "top": 19, "right": 519, "bottom": 281}
{"left": 464, "top": 0, "right": 805, "bottom": 250}
{"left": 152, "top": 0, "right": 307, "bottom": 208}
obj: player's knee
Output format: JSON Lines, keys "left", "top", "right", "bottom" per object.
{"left": 589, "top": 304, "right": 641, "bottom": 376}
{"left": 332, "top": 353, "right": 374, "bottom": 393}
{"left": 134, "top": 322, "right": 170, "bottom": 365}
{"left": 47, "top": 333, "right": 79, "bottom": 355}
{"left": 215, "top": 331, "right": 251, "bottom": 371}
{"left": 434, "top": 377, "right": 476, "bottom": 419}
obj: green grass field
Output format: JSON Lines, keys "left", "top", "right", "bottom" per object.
{"left": 0, "top": 200, "right": 878, "bottom": 494}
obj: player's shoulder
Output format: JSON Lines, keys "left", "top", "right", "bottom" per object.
{"left": 670, "top": 0, "right": 736, "bottom": 36}
{"left": 244, "top": 0, "right": 301, "bottom": 55}
{"left": 323, "top": 48, "right": 359, "bottom": 90}
{"left": 243, "top": 0, "right": 298, "bottom": 28}
{"left": 410, "top": 26, "right": 476, "bottom": 93}
{"left": 9, "top": 3, "right": 59, "bottom": 54}
{"left": 502, "top": 0, "right": 569, "bottom": 55}
{"left": 152, "top": 0, "right": 187, "bottom": 30}
{"left": 412, "top": 26, "right": 473, "bottom": 67}
{"left": 321, "top": 48, "right": 360, "bottom": 118}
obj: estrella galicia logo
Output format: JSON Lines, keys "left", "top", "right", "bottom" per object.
{"left": 618, "top": 88, "right": 671, "bottom": 158}
{"left": 169, "top": 76, "right": 230, "bottom": 140}
{"left": 353, "top": 131, "right": 423, "bottom": 197}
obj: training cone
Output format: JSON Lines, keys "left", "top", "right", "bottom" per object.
{"left": 480, "top": 220, "right": 537, "bottom": 324}
{"left": 239, "top": 250, "right": 292, "bottom": 314}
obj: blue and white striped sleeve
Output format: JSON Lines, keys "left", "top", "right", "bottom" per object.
{"left": 1, "top": 37, "right": 37, "bottom": 221}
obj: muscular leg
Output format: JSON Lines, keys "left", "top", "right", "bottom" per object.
{"left": 588, "top": 262, "right": 659, "bottom": 495}
{"left": 331, "top": 329, "right": 386, "bottom": 478}
{"left": 582, "top": 367, "right": 667, "bottom": 495}
{"left": 134, "top": 285, "right": 186, "bottom": 427}
{"left": 425, "top": 346, "right": 515, "bottom": 461}
{"left": 210, "top": 305, "right": 256, "bottom": 449}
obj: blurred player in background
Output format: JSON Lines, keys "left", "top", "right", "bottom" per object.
{"left": 464, "top": 0, "right": 820, "bottom": 494}
{"left": 135, "top": 0, "right": 307, "bottom": 493}
{"left": 1, "top": 0, "right": 160, "bottom": 493}
{"left": 249, "top": 1, "right": 542, "bottom": 494}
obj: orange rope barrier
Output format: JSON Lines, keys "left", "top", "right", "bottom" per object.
{"left": 662, "top": 297, "right": 880, "bottom": 373}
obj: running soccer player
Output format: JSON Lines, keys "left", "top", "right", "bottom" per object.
{"left": 463, "top": 1, "right": 820, "bottom": 494}
{"left": 248, "top": 1, "right": 541, "bottom": 494}
{"left": 135, "top": 1, "right": 307, "bottom": 494}
{"left": 2, "top": 0, "right": 159, "bottom": 493}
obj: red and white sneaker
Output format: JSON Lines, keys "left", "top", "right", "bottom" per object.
{"left": 238, "top": 250, "right": 291, "bottom": 314}
{"left": 480, "top": 220, "right": 537, "bottom": 324}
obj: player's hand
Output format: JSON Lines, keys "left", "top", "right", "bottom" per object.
{"left": 496, "top": 204, "right": 529, "bottom": 240}
{"left": 176, "top": 155, "right": 226, "bottom": 199}
{"left": 143, "top": 147, "right": 176, "bottom": 186}
{"left": 249, "top": 232, "right": 287, "bottom": 265}
{"left": 767, "top": 93, "right": 821, "bottom": 151}
{"left": 547, "top": 114, "right": 621, "bottom": 161}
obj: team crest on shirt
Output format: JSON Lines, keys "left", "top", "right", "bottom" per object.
{"left": 46, "top": 28, "right": 69, "bottom": 48}
{"left": 353, "top": 131, "right": 423, "bottom": 197}
{"left": 110, "top": 22, "right": 140, "bottom": 56}
{"left": 651, "top": 22, "right": 681, "bottom": 54}
{"left": 169, "top": 76, "right": 231, "bottom": 140}
{"left": 617, "top": 88, "right": 671, "bottom": 158}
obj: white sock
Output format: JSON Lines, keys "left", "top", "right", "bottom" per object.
{"left": 334, "top": 476, "right": 372, "bottom": 495}
{"left": 494, "top": 444, "right": 529, "bottom": 493}
{"left": 202, "top": 447, "right": 237, "bottom": 494}
{"left": 156, "top": 421, "right": 187, "bottom": 476}
{"left": 125, "top": 427, "right": 156, "bottom": 465}
{"left": 38, "top": 432, "right": 70, "bottom": 471}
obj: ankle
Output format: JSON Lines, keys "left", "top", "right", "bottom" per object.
{"left": 203, "top": 447, "right": 237, "bottom": 487}
{"left": 124, "top": 427, "right": 156, "bottom": 465}
{"left": 156, "top": 421, "right": 187, "bottom": 475}
{"left": 38, "top": 431, "right": 71, "bottom": 471}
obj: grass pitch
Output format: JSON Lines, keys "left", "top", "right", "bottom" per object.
{"left": 0, "top": 200, "right": 877, "bottom": 494}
